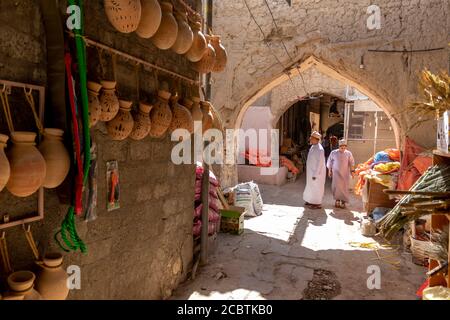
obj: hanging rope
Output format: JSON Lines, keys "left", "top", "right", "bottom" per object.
{"left": 97, "top": 47, "right": 107, "bottom": 80}
{"left": 24, "top": 88, "right": 44, "bottom": 134}
{"left": 54, "top": 207, "right": 87, "bottom": 253}
{"left": 112, "top": 53, "right": 120, "bottom": 96}
{"left": 135, "top": 63, "right": 140, "bottom": 102}
{"left": 0, "top": 87, "right": 15, "bottom": 133}
{"left": 0, "top": 232, "right": 12, "bottom": 274}
{"left": 23, "top": 224, "right": 40, "bottom": 261}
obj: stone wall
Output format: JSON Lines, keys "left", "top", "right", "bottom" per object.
{"left": 0, "top": 0, "right": 199, "bottom": 299}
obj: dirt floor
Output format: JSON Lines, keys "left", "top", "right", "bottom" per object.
{"left": 172, "top": 176, "right": 425, "bottom": 300}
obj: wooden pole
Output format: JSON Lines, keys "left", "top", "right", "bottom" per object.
{"left": 200, "top": 162, "right": 210, "bottom": 265}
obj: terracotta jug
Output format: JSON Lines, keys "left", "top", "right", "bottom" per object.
{"left": 7, "top": 271, "right": 42, "bottom": 300}
{"left": 0, "top": 134, "right": 10, "bottom": 192}
{"left": 107, "top": 100, "right": 135, "bottom": 141}
{"left": 193, "top": 36, "right": 216, "bottom": 74}
{"left": 129, "top": 102, "right": 153, "bottom": 141}
{"left": 169, "top": 95, "right": 194, "bottom": 134}
{"left": 150, "top": 1, "right": 178, "bottom": 50}
{"left": 38, "top": 129, "right": 70, "bottom": 189}
{"left": 6, "top": 132, "right": 46, "bottom": 197}
{"left": 210, "top": 35, "right": 228, "bottom": 72}
{"left": 171, "top": 12, "right": 194, "bottom": 55}
{"left": 200, "top": 101, "right": 214, "bottom": 133}
{"left": 136, "top": 0, "right": 162, "bottom": 38}
{"left": 190, "top": 97, "right": 203, "bottom": 122}
{"left": 35, "top": 253, "right": 69, "bottom": 300}
{"left": 104, "top": 0, "right": 142, "bottom": 33}
{"left": 149, "top": 88, "right": 172, "bottom": 138}
{"left": 99, "top": 81, "right": 120, "bottom": 122}
{"left": 87, "top": 81, "right": 102, "bottom": 127}
{"left": 185, "top": 21, "right": 207, "bottom": 62}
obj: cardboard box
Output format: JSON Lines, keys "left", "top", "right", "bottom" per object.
{"left": 437, "top": 110, "right": 450, "bottom": 153}
{"left": 220, "top": 206, "right": 245, "bottom": 235}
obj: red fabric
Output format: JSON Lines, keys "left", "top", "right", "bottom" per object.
{"left": 243, "top": 149, "right": 272, "bottom": 167}
{"left": 416, "top": 279, "right": 429, "bottom": 298}
{"left": 413, "top": 156, "right": 433, "bottom": 175}
{"left": 397, "top": 138, "right": 425, "bottom": 191}
{"left": 280, "top": 156, "right": 300, "bottom": 174}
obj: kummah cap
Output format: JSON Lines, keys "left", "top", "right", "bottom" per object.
{"left": 311, "top": 131, "right": 321, "bottom": 140}
{"left": 339, "top": 139, "right": 347, "bottom": 146}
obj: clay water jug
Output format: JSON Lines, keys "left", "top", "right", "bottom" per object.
{"left": 136, "top": 0, "right": 162, "bottom": 38}
{"left": 7, "top": 271, "right": 42, "bottom": 300}
{"left": 193, "top": 36, "right": 216, "bottom": 74}
{"left": 151, "top": 1, "right": 178, "bottom": 50}
{"left": 171, "top": 12, "right": 194, "bottom": 55}
{"left": 0, "top": 134, "right": 10, "bottom": 192}
{"left": 104, "top": 0, "right": 142, "bottom": 33}
{"left": 200, "top": 101, "right": 213, "bottom": 133}
{"left": 210, "top": 35, "right": 228, "bottom": 72}
{"left": 129, "top": 102, "right": 153, "bottom": 141}
{"left": 39, "top": 129, "right": 70, "bottom": 189}
{"left": 149, "top": 88, "right": 172, "bottom": 138}
{"left": 107, "top": 100, "right": 135, "bottom": 141}
{"left": 6, "top": 132, "right": 46, "bottom": 197}
{"left": 190, "top": 96, "right": 203, "bottom": 122}
{"left": 87, "top": 81, "right": 102, "bottom": 127}
{"left": 35, "top": 253, "right": 69, "bottom": 300}
{"left": 186, "top": 22, "right": 207, "bottom": 62}
{"left": 169, "top": 95, "right": 194, "bottom": 134}
{"left": 99, "top": 81, "right": 120, "bottom": 122}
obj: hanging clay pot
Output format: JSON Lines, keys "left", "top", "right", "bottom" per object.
{"left": 38, "top": 129, "right": 70, "bottom": 189}
{"left": 6, "top": 132, "right": 46, "bottom": 198}
{"left": 149, "top": 89, "right": 172, "bottom": 138}
{"left": 210, "top": 35, "right": 228, "bottom": 72}
{"left": 171, "top": 12, "right": 194, "bottom": 55}
{"left": 106, "top": 100, "right": 135, "bottom": 141}
{"left": 87, "top": 81, "right": 102, "bottom": 128}
{"left": 150, "top": 1, "right": 178, "bottom": 50}
{"left": 99, "top": 81, "right": 120, "bottom": 122}
{"left": 190, "top": 96, "right": 203, "bottom": 122}
{"left": 104, "top": 0, "right": 142, "bottom": 33}
{"left": 200, "top": 101, "right": 214, "bottom": 133}
{"left": 7, "top": 271, "right": 42, "bottom": 300}
{"left": 0, "top": 134, "right": 10, "bottom": 192}
{"left": 185, "top": 21, "right": 207, "bottom": 62}
{"left": 129, "top": 102, "right": 153, "bottom": 141}
{"left": 136, "top": 0, "right": 162, "bottom": 38}
{"left": 193, "top": 36, "right": 216, "bottom": 74}
{"left": 169, "top": 95, "right": 194, "bottom": 134}
{"left": 35, "top": 253, "right": 69, "bottom": 300}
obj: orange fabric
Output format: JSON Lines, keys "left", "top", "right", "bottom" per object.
{"left": 243, "top": 149, "right": 272, "bottom": 167}
{"left": 385, "top": 148, "right": 400, "bottom": 161}
{"left": 412, "top": 155, "right": 432, "bottom": 175}
{"left": 397, "top": 137, "right": 426, "bottom": 191}
{"left": 280, "top": 156, "right": 300, "bottom": 174}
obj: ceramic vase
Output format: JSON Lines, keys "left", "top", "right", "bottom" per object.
{"left": 210, "top": 35, "right": 228, "bottom": 72}
{"left": 35, "top": 253, "right": 69, "bottom": 300}
{"left": 169, "top": 95, "right": 194, "bottom": 134}
{"left": 6, "top": 132, "right": 46, "bottom": 197}
{"left": 104, "top": 0, "right": 142, "bottom": 33}
{"left": 99, "top": 81, "right": 120, "bottom": 122}
{"left": 0, "top": 134, "right": 10, "bottom": 192}
{"left": 185, "top": 21, "right": 207, "bottom": 62}
{"left": 149, "top": 89, "right": 173, "bottom": 138}
{"left": 7, "top": 271, "right": 42, "bottom": 300}
{"left": 39, "top": 129, "right": 70, "bottom": 189}
{"left": 136, "top": 0, "right": 162, "bottom": 38}
{"left": 106, "top": 100, "right": 135, "bottom": 141}
{"left": 193, "top": 36, "right": 216, "bottom": 73}
{"left": 200, "top": 102, "right": 213, "bottom": 133}
{"left": 150, "top": 1, "right": 178, "bottom": 50}
{"left": 87, "top": 81, "right": 102, "bottom": 127}
{"left": 171, "top": 12, "right": 194, "bottom": 55}
{"left": 129, "top": 102, "right": 153, "bottom": 141}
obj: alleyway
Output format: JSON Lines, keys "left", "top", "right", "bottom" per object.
{"left": 173, "top": 177, "right": 425, "bottom": 300}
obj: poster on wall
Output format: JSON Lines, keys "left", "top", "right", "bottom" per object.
{"left": 107, "top": 160, "right": 120, "bottom": 212}
{"left": 310, "top": 112, "right": 320, "bottom": 133}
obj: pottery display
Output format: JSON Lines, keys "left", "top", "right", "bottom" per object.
{"left": 185, "top": 21, "right": 207, "bottom": 62}
{"left": 129, "top": 102, "right": 153, "bottom": 141}
{"left": 150, "top": 1, "right": 178, "bottom": 50}
{"left": 200, "top": 101, "right": 214, "bottom": 133}
{"left": 6, "top": 132, "right": 46, "bottom": 198}
{"left": 104, "top": 0, "right": 142, "bottom": 33}
{"left": 35, "top": 253, "right": 69, "bottom": 300}
{"left": 171, "top": 11, "right": 194, "bottom": 55}
{"left": 39, "top": 129, "right": 70, "bottom": 189}
{"left": 0, "top": 134, "right": 10, "bottom": 192}
{"left": 169, "top": 95, "right": 194, "bottom": 134}
{"left": 99, "top": 81, "right": 120, "bottom": 122}
{"left": 87, "top": 81, "right": 102, "bottom": 127}
{"left": 193, "top": 36, "right": 216, "bottom": 73}
{"left": 7, "top": 271, "right": 42, "bottom": 300}
{"left": 149, "top": 88, "right": 172, "bottom": 138}
{"left": 135, "top": 0, "right": 162, "bottom": 38}
{"left": 210, "top": 35, "right": 228, "bottom": 72}
{"left": 106, "top": 100, "right": 135, "bottom": 141}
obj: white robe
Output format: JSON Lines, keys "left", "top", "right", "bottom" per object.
{"left": 303, "top": 143, "right": 326, "bottom": 205}
{"left": 327, "top": 149, "right": 355, "bottom": 203}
